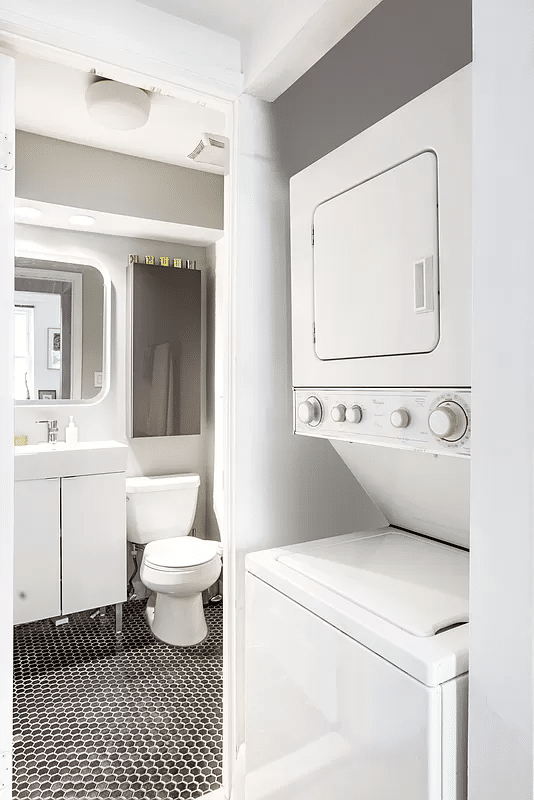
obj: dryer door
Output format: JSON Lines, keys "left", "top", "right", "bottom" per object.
{"left": 313, "top": 151, "right": 439, "bottom": 361}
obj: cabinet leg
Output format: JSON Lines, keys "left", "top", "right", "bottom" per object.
{"left": 115, "top": 602, "right": 123, "bottom": 635}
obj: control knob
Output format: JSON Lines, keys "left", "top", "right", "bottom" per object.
{"left": 331, "top": 404, "right": 346, "bottom": 423}
{"left": 346, "top": 405, "right": 363, "bottom": 424}
{"left": 390, "top": 408, "right": 410, "bottom": 429}
{"left": 297, "top": 396, "right": 323, "bottom": 426}
{"left": 428, "top": 401, "right": 468, "bottom": 441}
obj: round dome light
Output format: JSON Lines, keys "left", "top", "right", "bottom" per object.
{"left": 85, "top": 79, "right": 151, "bottom": 131}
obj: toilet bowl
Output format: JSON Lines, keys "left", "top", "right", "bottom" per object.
{"left": 142, "top": 537, "right": 221, "bottom": 646}
{"left": 126, "top": 474, "right": 222, "bottom": 647}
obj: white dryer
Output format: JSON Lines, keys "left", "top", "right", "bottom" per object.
{"left": 290, "top": 65, "right": 471, "bottom": 392}
{"left": 245, "top": 528, "right": 468, "bottom": 800}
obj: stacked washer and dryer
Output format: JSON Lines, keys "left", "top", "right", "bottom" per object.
{"left": 245, "top": 65, "right": 472, "bottom": 800}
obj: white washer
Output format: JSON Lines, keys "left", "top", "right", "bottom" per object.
{"left": 245, "top": 527, "right": 468, "bottom": 800}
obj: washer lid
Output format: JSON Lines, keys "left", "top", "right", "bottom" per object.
{"left": 126, "top": 473, "right": 200, "bottom": 493}
{"left": 278, "top": 531, "right": 468, "bottom": 637}
{"left": 144, "top": 537, "right": 218, "bottom": 568}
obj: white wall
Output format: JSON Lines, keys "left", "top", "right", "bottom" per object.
{"left": 14, "top": 224, "right": 216, "bottom": 541}
{"left": 205, "top": 241, "right": 221, "bottom": 542}
{"left": 231, "top": 94, "right": 384, "bottom": 755}
{"left": 469, "top": 1, "right": 534, "bottom": 796}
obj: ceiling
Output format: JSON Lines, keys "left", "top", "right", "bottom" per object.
{"left": 15, "top": 199, "right": 224, "bottom": 247}
{"left": 15, "top": 52, "right": 227, "bottom": 172}
{"left": 136, "top": 0, "right": 382, "bottom": 100}
{"left": 136, "top": 0, "right": 306, "bottom": 42}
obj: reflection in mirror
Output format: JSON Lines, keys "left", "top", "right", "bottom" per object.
{"left": 128, "top": 263, "right": 201, "bottom": 437}
{"left": 14, "top": 258, "right": 105, "bottom": 403}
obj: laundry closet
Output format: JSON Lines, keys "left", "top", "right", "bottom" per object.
{"left": 245, "top": 65, "right": 471, "bottom": 800}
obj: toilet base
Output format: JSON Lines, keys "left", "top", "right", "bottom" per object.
{"left": 145, "top": 591, "right": 208, "bottom": 647}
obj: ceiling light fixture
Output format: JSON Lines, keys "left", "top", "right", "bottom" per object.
{"left": 85, "top": 79, "right": 151, "bottom": 131}
{"left": 69, "top": 214, "right": 96, "bottom": 227}
{"left": 15, "top": 206, "right": 42, "bottom": 221}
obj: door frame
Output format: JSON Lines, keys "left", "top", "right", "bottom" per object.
{"left": 0, "top": 29, "right": 239, "bottom": 800}
{"left": 0, "top": 47, "right": 15, "bottom": 800}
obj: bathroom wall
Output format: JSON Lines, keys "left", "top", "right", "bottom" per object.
{"left": 16, "top": 131, "right": 224, "bottom": 231}
{"left": 14, "top": 224, "right": 217, "bottom": 542}
{"left": 205, "top": 241, "right": 221, "bottom": 543}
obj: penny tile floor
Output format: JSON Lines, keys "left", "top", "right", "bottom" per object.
{"left": 13, "top": 600, "right": 223, "bottom": 800}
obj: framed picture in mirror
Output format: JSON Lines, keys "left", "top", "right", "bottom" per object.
{"left": 38, "top": 390, "right": 57, "bottom": 400}
{"left": 47, "top": 328, "right": 61, "bottom": 370}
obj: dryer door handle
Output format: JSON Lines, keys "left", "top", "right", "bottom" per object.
{"left": 413, "top": 256, "right": 434, "bottom": 314}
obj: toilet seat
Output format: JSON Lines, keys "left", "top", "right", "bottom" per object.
{"left": 144, "top": 537, "right": 219, "bottom": 570}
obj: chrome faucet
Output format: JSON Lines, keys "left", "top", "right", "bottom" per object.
{"left": 36, "top": 419, "right": 59, "bottom": 444}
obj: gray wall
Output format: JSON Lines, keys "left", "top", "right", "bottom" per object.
{"left": 272, "top": 0, "right": 472, "bottom": 176}
{"left": 16, "top": 131, "right": 224, "bottom": 231}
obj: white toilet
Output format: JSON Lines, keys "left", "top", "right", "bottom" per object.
{"left": 125, "top": 473, "right": 221, "bottom": 647}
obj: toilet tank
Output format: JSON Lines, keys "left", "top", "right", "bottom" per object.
{"left": 125, "top": 473, "right": 200, "bottom": 544}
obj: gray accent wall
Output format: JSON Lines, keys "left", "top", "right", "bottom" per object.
{"left": 16, "top": 131, "right": 224, "bottom": 231}
{"left": 272, "top": 0, "right": 472, "bottom": 177}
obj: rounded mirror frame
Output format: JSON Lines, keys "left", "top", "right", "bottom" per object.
{"left": 14, "top": 253, "right": 111, "bottom": 406}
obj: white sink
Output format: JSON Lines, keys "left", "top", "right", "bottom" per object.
{"left": 14, "top": 440, "right": 128, "bottom": 481}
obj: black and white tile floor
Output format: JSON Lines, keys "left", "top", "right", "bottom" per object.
{"left": 13, "top": 600, "right": 223, "bottom": 800}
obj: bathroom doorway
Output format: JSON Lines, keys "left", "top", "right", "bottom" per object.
{"left": 3, "top": 32, "right": 236, "bottom": 800}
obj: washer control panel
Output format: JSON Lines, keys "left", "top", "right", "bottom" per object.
{"left": 294, "top": 389, "right": 471, "bottom": 456}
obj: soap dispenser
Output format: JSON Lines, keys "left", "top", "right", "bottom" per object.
{"left": 65, "top": 416, "right": 78, "bottom": 444}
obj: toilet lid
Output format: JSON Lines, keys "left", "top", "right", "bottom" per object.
{"left": 144, "top": 537, "right": 219, "bottom": 569}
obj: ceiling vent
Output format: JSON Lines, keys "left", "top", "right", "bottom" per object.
{"left": 187, "top": 133, "right": 229, "bottom": 173}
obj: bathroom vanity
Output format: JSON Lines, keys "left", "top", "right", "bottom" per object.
{"left": 14, "top": 441, "right": 127, "bottom": 626}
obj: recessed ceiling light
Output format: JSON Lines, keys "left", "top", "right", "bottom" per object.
{"left": 69, "top": 214, "right": 96, "bottom": 227}
{"left": 15, "top": 206, "right": 42, "bottom": 220}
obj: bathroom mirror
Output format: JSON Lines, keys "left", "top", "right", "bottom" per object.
{"left": 128, "top": 263, "right": 201, "bottom": 437}
{"left": 14, "top": 257, "right": 107, "bottom": 403}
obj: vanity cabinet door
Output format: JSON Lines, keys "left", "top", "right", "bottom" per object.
{"left": 61, "top": 472, "right": 127, "bottom": 615}
{"left": 14, "top": 478, "right": 61, "bottom": 625}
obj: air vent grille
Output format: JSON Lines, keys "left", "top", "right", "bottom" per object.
{"left": 187, "top": 133, "right": 228, "bottom": 170}
{"left": 188, "top": 141, "right": 205, "bottom": 160}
